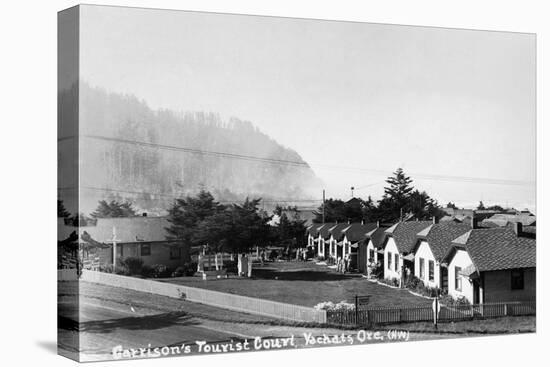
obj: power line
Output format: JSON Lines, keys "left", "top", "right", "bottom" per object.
{"left": 57, "top": 185, "right": 322, "bottom": 204}
{"left": 59, "top": 134, "right": 536, "bottom": 187}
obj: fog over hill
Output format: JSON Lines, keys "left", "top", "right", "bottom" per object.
{"left": 58, "top": 83, "right": 323, "bottom": 215}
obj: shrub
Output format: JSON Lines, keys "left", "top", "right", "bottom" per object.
{"left": 141, "top": 264, "right": 153, "bottom": 277}
{"left": 223, "top": 260, "right": 238, "bottom": 274}
{"left": 172, "top": 262, "right": 197, "bottom": 277}
{"left": 379, "top": 277, "right": 400, "bottom": 287}
{"left": 405, "top": 275, "right": 421, "bottom": 290}
{"left": 150, "top": 264, "right": 173, "bottom": 278}
{"left": 314, "top": 301, "right": 355, "bottom": 311}
{"left": 121, "top": 257, "right": 144, "bottom": 276}
{"left": 440, "top": 294, "right": 470, "bottom": 306}
{"left": 268, "top": 249, "right": 279, "bottom": 261}
{"left": 368, "top": 262, "right": 383, "bottom": 279}
{"left": 99, "top": 264, "right": 114, "bottom": 273}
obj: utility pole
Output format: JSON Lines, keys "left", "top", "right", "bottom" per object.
{"left": 322, "top": 189, "right": 326, "bottom": 224}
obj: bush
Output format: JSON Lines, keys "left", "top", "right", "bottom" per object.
{"left": 268, "top": 249, "right": 279, "bottom": 261}
{"left": 120, "top": 257, "right": 144, "bottom": 276}
{"left": 440, "top": 294, "right": 470, "bottom": 306}
{"left": 141, "top": 264, "right": 153, "bottom": 277}
{"left": 314, "top": 301, "right": 355, "bottom": 311}
{"left": 150, "top": 264, "right": 173, "bottom": 278}
{"left": 223, "top": 260, "right": 238, "bottom": 274}
{"left": 379, "top": 277, "right": 400, "bottom": 287}
{"left": 172, "top": 262, "right": 197, "bottom": 277}
{"left": 405, "top": 275, "right": 421, "bottom": 289}
{"left": 368, "top": 262, "right": 383, "bottom": 278}
{"left": 99, "top": 264, "right": 114, "bottom": 273}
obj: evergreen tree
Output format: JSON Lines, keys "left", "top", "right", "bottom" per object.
{"left": 313, "top": 198, "right": 365, "bottom": 223}
{"left": 375, "top": 168, "right": 415, "bottom": 222}
{"left": 408, "top": 190, "right": 444, "bottom": 220}
{"left": 166, "top": 189, "right": 225, "bottom": 249}
{"left": 446, "top": 202, "right": 458, "bottom": 209}
{"left": 273, "top": 205, "right": 307, "bottom": 248}
{"left": 57, "top": 200, "right": 71, "bottom": 218}
{"left": 91, "top": 200, "right": 137, "bottom": 218}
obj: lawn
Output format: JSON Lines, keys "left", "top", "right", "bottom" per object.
{"left": 162, "top": 261, "right": 432, "bottom": 308}
{"left": 381, "top": 316, "right": 536, "bottom": 334}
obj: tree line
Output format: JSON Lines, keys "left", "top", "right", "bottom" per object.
{"left": 58, "top": 190, "right": 307, "bottom": 256}
{"left": 311, "top": 168, "right": 515, "bottom": 224}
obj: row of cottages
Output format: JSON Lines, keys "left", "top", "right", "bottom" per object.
{"left": 381, "top": 221, "right": 433, "bottom": 283}
{"left": 374, "top": 217, "right": 536, "bottom": 303}
{"left": 410, "top": 222, "right": 472, "bottom": 292}
{"left": 306, "top": 222, "right": 377, "bottom": 269}
{"left": 362, "top": 224, "right": 391, "bottom": 273}
{"left": 58, "top": 216, "right": 185, "bottom": 270}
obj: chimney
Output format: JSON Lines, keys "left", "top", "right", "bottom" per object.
{"left": 142, "top": 212, "right": 147, "bottom": 217}
{"left": 376, "top": 220, "right": 380, "bottom": 228}
{"left": 361, "top": 219, "right": 365, "bottom": 225}
{"left": 348, "top": 218, "right": 351, "bottom": 224}
{"left": 471, "top": 216, "right": 478, "bottom": 229}
{"left": 432, "top": 216, "right": 438, "bottom": 224}
{"left": 513, "top": 222, "right": 523, "bottom": 236}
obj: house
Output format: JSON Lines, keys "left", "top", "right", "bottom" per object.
{"left": 340, "top": 222, "right": 378, "bottom": 270}
{"left": 361, "top": 224, "right": 389, "bottom": 275}
{"left": 442, "top": 223, "right": 536, "bottom": 304}
{"left": 482, "top": 213, "right": 536, "bottom": 227}
{"left": 382, "top": 221, "right": 432, "bottom": 284}
{"left": 310, "top": 222, "right": 335, "bottom": 258}
{"left": 325, "top": 222, "right": 351, "bottom": 260}
{"left": 411, "top": 221, "right": 472, "bottom": 290}
{"left": 58, "top": 216, "right": 183, "bottom": 270}
{"left": 305, "top": 223, "right": 323, "bottom": 249}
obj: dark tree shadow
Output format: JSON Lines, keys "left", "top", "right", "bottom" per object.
{"left": 251, "top": 268, "right": 356, "bottom": 281}
{"left": 59, "top": 311, "right": 199, "bottom": 334}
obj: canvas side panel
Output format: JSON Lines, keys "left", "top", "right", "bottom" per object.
{"left": 57, "top": 5, "right": 80, "bottom": 362}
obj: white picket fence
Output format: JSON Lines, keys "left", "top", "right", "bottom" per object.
{"left": 77, "top": 270, "right": 327, "bottom": 324}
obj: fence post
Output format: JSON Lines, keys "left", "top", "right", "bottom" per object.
{"left": 355, "top": 295, "right": 359, "bottom": 325}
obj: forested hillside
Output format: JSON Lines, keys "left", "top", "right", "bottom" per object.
{"left": 58, "top": 82, "right": 322, "bottom": 214}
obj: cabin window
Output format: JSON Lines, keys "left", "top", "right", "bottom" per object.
{"left": 388, "top": 252, "right": 392, "bottom": 270}
{"left": 455, "top": 266, "right": 462, "bottom": 291}
{"left": 429, "top": 260, "right": 435, "bottom": 282}
{"left": 394, "top": 254, "right": 399, "bottom": 272}
{"left": 511, "top": 269, "right": 524, "bottom": 290}
{"left": 140, "top": 244, "right": 151, "bottom": 256}
{"left": 170, "top": 246, "right": 181, "bottom": 260}
{"left": 369, "top": 249, "right": 375, "bottom": 262}
{"left": 419, "top": 258, "right": 425, "bottom": 279}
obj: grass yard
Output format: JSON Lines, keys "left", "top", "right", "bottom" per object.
{"left": 162, "top": 261, "right": 432, "bottom": 308}
{"left": 381, "top": 316, "right": 536, "bottom": 334}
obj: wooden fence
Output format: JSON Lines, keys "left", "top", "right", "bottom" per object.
{"left": 77, "top": 270, "right": 327, "bottom": 324}
{"left": 327, "top": 301, "right": 536, "bottom": 326}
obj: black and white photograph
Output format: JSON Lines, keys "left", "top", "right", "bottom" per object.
{"left": 2, "top": 1, "right": 548, "bottom": 367}
{"left": 55, "top": 3, "right": 539, "bottom": 362}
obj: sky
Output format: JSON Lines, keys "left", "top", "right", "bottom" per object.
{"left": 79, "top": 5, "right": 536, "bottom": 211}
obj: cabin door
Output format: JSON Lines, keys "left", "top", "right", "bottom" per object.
{"left": 440, "top": 267, "right": 449, "bottom": 293}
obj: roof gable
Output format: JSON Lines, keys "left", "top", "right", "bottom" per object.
{"left": 415, "top": 222, "right": 472, "bottom": 261}
{"left": 343, "top": 222, "right": 378, "bottom": 242}
{"left": 385, "top": 221, "right": 432, "bottom": 253}
{"left": 77, "top": 216, "right": 173, "bottom": 243}
{"left": 451, "top": 227, "right": 536, "bottom": 272}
